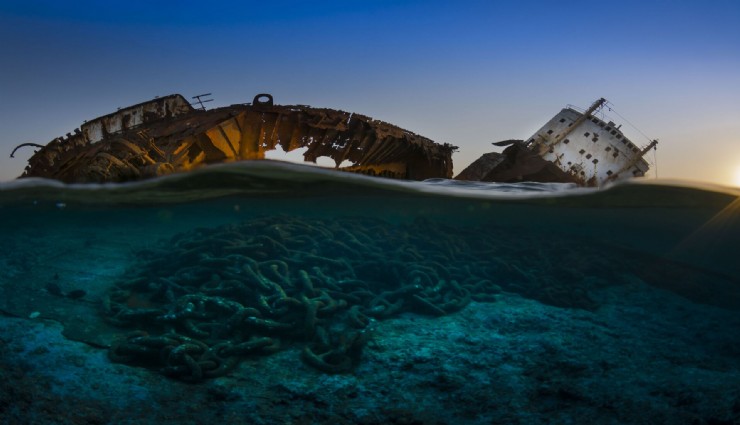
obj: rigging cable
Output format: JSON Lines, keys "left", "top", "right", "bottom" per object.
{"left": 10, "top": 142, "right": 45, "bottom": 158}
{"left": 601, "top": 100, "right": 660, "bottom": 179}
{"left": 653, "top": 144, "right": 658, "bottom": 179}
{"left": 603, "top": 101, "right": 655, "bottom": 144}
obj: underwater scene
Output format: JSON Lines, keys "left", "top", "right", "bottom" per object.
{"left": 1, "top": 161, "right": 740, "bottom": 425}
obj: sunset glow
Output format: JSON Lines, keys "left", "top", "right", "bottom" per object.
{"left": 0, "top": 1, "right": 739, "bottom": 187}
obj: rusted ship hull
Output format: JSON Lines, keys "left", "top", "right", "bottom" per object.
{"left": 457, "top": 98, "right": 657, "bottom": 187}
{"left": 454, "top": 140, "right": 581, "bottom": 184}
{"left": 16, "top": 94, "right": 457, "bottom": 183}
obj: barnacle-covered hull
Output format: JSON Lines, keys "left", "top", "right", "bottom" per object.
{"left": 17, "top": 94, "right": 457, "bottom": 183}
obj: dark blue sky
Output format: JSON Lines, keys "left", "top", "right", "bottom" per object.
{"left": 2, "top": 0, "right": 739, "bottom": 185}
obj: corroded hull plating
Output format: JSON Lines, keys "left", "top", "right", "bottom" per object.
{"left": 457, "top": 98, "right": 657, "bottom": 187}
{"left": 18, "top": 94, "right": 457, "bottom": 183}
{"left": 528, "top": 99, "right": 656, "bottom": 186}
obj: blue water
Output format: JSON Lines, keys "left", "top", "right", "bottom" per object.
{"left": 1, "top": 161, "right": 739, "bottom": 423}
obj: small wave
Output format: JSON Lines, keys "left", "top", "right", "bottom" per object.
{"left": 0, "top": 160, "right": 737, "bottom": 207}
{"left": 421, "top": 178, "right": 580, "bottom": 192}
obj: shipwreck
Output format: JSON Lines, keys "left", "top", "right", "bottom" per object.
{"left": 12, "top": 93, "right": 457, "bottom": 183}
{"left": 456, "top": 98, "right": 658, "bottom": 187}
{"left": 11, "top": 95, "right": 655, "bottom": 187}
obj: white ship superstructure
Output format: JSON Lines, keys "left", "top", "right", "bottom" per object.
{"left": 526, "top": 98, "right": 657, "bottom": 186}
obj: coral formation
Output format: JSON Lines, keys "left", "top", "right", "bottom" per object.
{"left": 103, "top": 216, "right": 609, "bottom": 381}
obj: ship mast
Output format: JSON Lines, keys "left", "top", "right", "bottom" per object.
{"left": 537, "top": 97, "right": 606, "bottom": 155}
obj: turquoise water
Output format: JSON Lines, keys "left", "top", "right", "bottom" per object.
{"left": 1, "top": 161, "right": 739, "bottom": 422}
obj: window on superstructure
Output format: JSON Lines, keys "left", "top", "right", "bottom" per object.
{"left": 579, "top": 149, "right": 586, "bottom": 154}
{"left": 584, "top": 132, "right": 590, "bottom": 137}
{"left": 605, "top": 126, "right": 611, "bottom": 131}
{"left": 611, "top": 130, "right": 617, "bottom": 135}
{"left": 616, "top": 134, "right": 622, "bottom": 140}
{"left": 586, "top": 154, "right": 592, "bottom": 159}
{"left": 592, "top": 159, "right": 598, "bottom": 164}
{"left": 559, "top": 118, "right": 566, "bottom": 123}
{"left": 563, "top": 139, "right": 570, "bottom": 144}
{"left": 606, "top": 170, "right": 613, "bottom": 176}
{"left": 547, "top": 129, "right": 553, "bottom": 135}
{"left": 605, "top": 146, "right": 611, "bottom": 152}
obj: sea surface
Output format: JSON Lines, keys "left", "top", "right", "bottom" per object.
{"left": 1, "top": 161, "right": 739, "bottom": 424}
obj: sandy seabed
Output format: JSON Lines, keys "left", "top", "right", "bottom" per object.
{"left": 2, "top": 278, "right": 740, "bottom": 425}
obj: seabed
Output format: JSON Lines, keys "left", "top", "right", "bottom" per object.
{"left": 1, "top": 165, "right": 740, "bottom": 424}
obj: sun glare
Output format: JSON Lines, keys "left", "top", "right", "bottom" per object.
{"left": 734, "top": 167, "right": 740, "bottom": 187}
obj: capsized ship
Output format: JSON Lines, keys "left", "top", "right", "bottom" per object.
{"left": 456, "top": 98, "right": 658, "bottom": 186}
{"left": 12, "top": 95, "right": 655, "bottom": 186}
{"left": 12, "top": 94, "right": 457, "bottom": 183}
